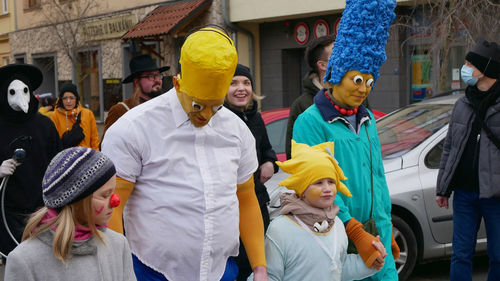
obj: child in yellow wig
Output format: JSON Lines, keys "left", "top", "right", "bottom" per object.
{"left": 256, "top": 140, "right": 387, "bottom": 281}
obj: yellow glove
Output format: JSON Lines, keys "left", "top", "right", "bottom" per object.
{"left": 391, "top": 234, "right": 400, "bottom": 260}
{"left": 345, "top": 218, "right": 381, "bottom": 267}
{"left": 237, "top": 176, "right": 266, "bottom": 269}
{"left": 108, "top": 177, "right": 134, "bottom": 234}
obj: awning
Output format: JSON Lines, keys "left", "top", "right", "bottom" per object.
{"left": 122, "top": 0, "right": 213, "bottom": 39}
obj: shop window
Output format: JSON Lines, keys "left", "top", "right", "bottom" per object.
{"left": 14, "top": 54, "right": 26, "bottom": 64}
{"left": 445, "top": 46, "right": 466, "bottom": 90}
{"left": 411, "top": 45, "right": 433, "bottom": 102}
{"left": 78, "top": 50, "right": 101, "bottom": 119}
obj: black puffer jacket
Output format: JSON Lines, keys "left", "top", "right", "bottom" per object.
{"left": 224, "top": 102, "right": 279, "bottom": 205}
{"left": 437, "top": 81, "right": 500, "bottom": 198}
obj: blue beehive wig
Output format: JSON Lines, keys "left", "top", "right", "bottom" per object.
{"left": 324, "top": 0, "right": 396, "bottom": 85}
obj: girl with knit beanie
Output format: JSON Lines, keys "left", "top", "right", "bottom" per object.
{"left": 250, "top": 140, "right": 386, "bottom": 281}
{"left": 4, "top": 147, "right": 136, "bottom": 281}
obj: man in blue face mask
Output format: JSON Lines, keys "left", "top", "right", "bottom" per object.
{"left": 436, "top": 38, "right": 500, "bottom": 281}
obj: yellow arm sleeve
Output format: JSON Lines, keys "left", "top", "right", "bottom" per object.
{"left": 108, "top": 177, "right": 134, "bottom": 234}
{"left": 237, "top": 176, "right": 266, "bottom": 269}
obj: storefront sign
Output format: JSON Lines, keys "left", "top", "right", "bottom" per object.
{"left": 313, "top": 20, "right": 329, "bottom": 38}
{"left": 294, "top": 22, "right": 309, "bottom": 45}
{"left": 80, "top": 14, "right": 138, "bottom": 41}
{"left": 334, "top": 18, "right": 341, "bottom": 35}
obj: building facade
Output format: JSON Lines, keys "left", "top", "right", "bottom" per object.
{"left": 228, "top": 0, "right": 473, "bottom": 113}
{"left": 5, "top": 0, "right": 481, "bottom": 119}
{"left": 0, "top": 0, "right": 15, "bottom": 66}
{"left": 8, "top": 0, "right": 222, "bottom": 122}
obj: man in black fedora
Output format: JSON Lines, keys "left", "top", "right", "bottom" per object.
{"left": 101, "top": 54, "right": 170, "bottom": 144}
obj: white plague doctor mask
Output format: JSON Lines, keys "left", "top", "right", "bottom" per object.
{"left": 7, "top": 79, "right": 31, "bottom": 113}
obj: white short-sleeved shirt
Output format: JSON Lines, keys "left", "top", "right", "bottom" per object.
{"left": 102, "top": 88, "right": 258, "bottom": 281}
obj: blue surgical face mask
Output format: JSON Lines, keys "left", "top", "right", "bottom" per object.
{"left": 461, "top": 65, "right": 478, "bottom": 86}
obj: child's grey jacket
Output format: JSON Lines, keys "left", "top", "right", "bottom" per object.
{"left": 5, "top": 228, "right": 136, "bottom": 281}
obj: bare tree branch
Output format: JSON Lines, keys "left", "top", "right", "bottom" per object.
{"left": 402, "top": 0, "right": 500, "bottom": 91}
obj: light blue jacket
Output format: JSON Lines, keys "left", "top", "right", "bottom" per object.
{"left": 250, "top": 215, "right": 377, "bottom": 281}
{"left": 293, "top": 90, "right": 397, "bottom": 281}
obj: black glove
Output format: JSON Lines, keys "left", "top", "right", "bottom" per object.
{"left": 61, "top": 112, "right": 85, "bottom": 148}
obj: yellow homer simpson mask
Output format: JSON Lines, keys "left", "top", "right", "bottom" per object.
{"left": 276, "top": 140, "right": 352, "bottom": 197}
{"left": 174, "top": 27, "right": 238, "bottom": 127}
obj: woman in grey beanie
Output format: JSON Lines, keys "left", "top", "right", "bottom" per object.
{"left": 4, "top": 147, "right": 136, "bottom": 281}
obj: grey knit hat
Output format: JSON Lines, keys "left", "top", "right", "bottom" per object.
{"left": 42, "top": 147, "right": 116, "bottom": 209}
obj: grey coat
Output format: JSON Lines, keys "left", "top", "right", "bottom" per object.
{"left": 436, "top": 93, "right": 500, "bottom": 199}
{"left": 5, "top": 229, "right": 136, "bottom": 281}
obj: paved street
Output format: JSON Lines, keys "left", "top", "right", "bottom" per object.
{"left": 0, "top": 255, "right": 490, "bottom": 280}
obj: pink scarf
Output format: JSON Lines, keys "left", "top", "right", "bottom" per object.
{"left": 41, "top": 208, "right": 106, "bottom": 241}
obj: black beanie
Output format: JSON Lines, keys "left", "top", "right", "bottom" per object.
{"left": 465, "top": 39, "right": 500, "bottom": 79}
{"left": 234, "top": 64, "right": 253, "bottom": 87}
{"left": 59, "top": 82, "right": 79, "bottom": 99}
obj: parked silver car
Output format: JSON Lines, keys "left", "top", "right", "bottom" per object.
{"left": 264, "top": 90, "right": 486, "bottom": 281}
{"left": 377, "top": 90, "right": 486, "bottom": 280}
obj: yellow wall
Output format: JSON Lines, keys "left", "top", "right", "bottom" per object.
{"left": 229, "top": 0, "right": 416, "bottom": 22}
{"left": 16, "top": 0, "right": 162, "bottom": 30}
{"left": 0, "top": 0, "right": 15, "bottom": 66}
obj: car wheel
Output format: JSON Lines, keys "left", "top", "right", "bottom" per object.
{"left": 392, "top": 214, "right": 418, "bottom": 281}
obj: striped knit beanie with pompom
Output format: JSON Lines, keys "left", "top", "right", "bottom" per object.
{"left": 42, "top": 147, "right": 115, "bottom": 209}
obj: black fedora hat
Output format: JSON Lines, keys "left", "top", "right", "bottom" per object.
{"left": 0, "top": 63, "right": 43, "bottom": 90}
{"left": 122, "top": 54, "right": 170, "bottom": 84}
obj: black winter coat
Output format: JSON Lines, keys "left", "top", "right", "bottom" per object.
{"left": 1, "top": 98, "right": 62, "bottom": 255}
{"left": 224, "top": 102, "right": 279, "bottom": 205}
{"left": 437, "top": 81, "right": 500, "bottom": 198}
{"left": 286, "top": 71, "right": 321, "bottom": 159}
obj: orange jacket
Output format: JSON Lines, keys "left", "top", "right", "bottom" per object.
{"left": 50, "top": 105, "right": 99, "bottom": 150}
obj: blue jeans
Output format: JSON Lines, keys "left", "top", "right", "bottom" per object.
{"left": 132, "top": 254, "right": 238, "bottom": 281}
{"left": 450, "top": 190, "right": 500, "bottom": 281}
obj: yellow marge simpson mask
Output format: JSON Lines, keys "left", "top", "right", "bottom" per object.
{"left": 173, "top": 27, "right": 238, "bottom": 127}
{"left": 276, "top": 140, "right": 352, "bottom": 197}
{"left": 331, "top": 70, "right": 374, "bottom": 108}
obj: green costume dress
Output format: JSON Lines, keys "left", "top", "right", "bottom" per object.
{"left": 293, "top": 90, "right": 398, "bottom": 281}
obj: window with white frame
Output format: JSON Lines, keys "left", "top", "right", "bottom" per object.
{"left": 2, "top": 0, "right": 8, "bottom": 14}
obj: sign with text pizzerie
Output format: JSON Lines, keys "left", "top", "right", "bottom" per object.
{"left": 80, "top": 14, "right": 138, "bottom": 41}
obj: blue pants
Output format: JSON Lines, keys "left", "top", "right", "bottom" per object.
{"left": 132, "top": 254, "right": 239, "bottom": 281}
{"left": 450, "top": 190, "right": 500, "bottom": 281}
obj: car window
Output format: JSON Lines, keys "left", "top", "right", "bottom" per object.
{"left": 425, "top": 139, "right": 445, "bottom": 169}
{"left": 377, "top": 104, "right": 453, "bottom": 159}
{"left": 266, "top": 118, "right": 288, "bottom": 155}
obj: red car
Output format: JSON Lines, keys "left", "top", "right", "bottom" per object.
{"left": 262, "top": 107, "right": 386, "bottom": 161}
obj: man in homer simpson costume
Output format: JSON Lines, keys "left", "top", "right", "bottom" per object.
{"left": 102, "top": 26, "right": 268, "bottom": 281}
{"left": 293, "top": 0, "right": 399, "bottom": 280}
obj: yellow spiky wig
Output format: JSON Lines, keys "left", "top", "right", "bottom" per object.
{"left": 177, "top": 27, "right": 238, "bottom": 100}
{"left": 276, "top": 140, "right": 351, "bottom": 197}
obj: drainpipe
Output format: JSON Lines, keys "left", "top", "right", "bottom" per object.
{"left": 222, "top": 0, "right": 254, "bottom": 77}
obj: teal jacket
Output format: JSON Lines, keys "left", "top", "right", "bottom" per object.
{"left": 293, "top": 90, "right": 397, "bottom": 281}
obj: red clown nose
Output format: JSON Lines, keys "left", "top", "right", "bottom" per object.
{"left": 110, "top": 193, "right": 120, "bottom": 208}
